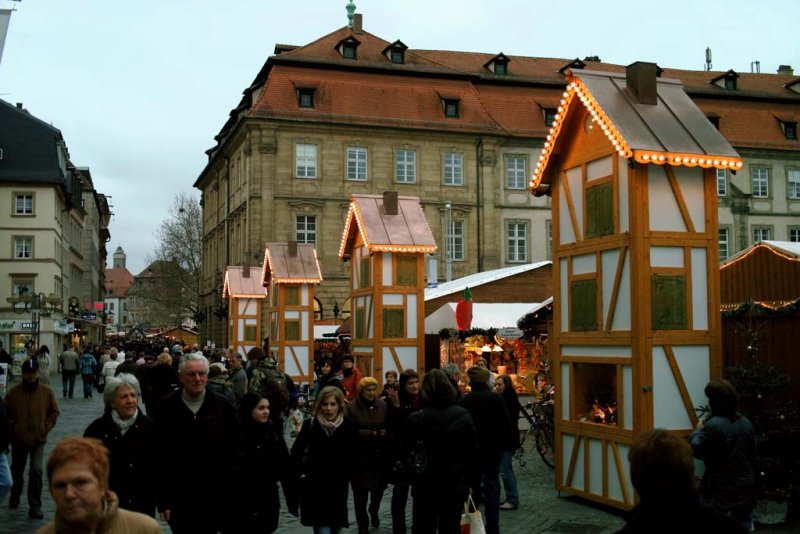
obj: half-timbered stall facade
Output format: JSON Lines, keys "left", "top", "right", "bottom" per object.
{"left": 339, "top": 192, "right": 436, "bottom": 379}
{"left": 531, "top": 62, "right": 742, "bottom": 509}
{"left": 262, "top": 242, "right": 323, "bottom": 384}
{"left": 222, "top": 266, "right": 267, "bottom": 358}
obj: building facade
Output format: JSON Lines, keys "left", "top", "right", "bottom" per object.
{"left": 0, "top": 99, "right": 110, "bottom": 352}
{"left": 194, "top": 15, "right": 800, "bottom": 347}
{"left": 104, "top": 247, "right": 134, "bottom": 333}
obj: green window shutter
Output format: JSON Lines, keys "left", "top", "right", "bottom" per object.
{"left": 383, "top": 309, "right": 405, "bottom": 338}
{"left": 360, "top": 257, "right": 371, "bottom": 288}
{"left": 285, "top": 285, "right": 300, "bottom": 306}
{"left": 396, "top": 255, "right": 417, "bottom": 286}
{"left": 355, "top": 308, "right": 366, "bottom": 338}
{"left": 284, "top": 320, "right": 300, "bottom": 341}
{"left": 651, "top": 274, "right": 687, "bottom": 330}
{"left": 244, "top": 325, "right": 257, "bottom": 342}
{"left": 586, "top": 182, "right": 614, "bottom": 238}
{"left": 570, "top": 279, "right": 598, "bottom": 331}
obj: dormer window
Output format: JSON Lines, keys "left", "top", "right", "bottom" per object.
{"left": 780, "top": 120, "right": 798, "bottom": 140}
{"left": 298, "top": 88, "right": 315, "bottom": 109}
{"left": 383, "top": 40, "right": 408, "bottom": 65}
{"left": 484, "top": 53, "right": 510, "bottom": 76}
{"left": 444, "top": 99, "right": 459, "bottom": 118}
{"left": 785, "top": 78, "right": 800, "bottom": 94}
{"left": 543, "top": 108, "right": 557, "bottom": 127}
{"left": 336, "top": 37, "right": 361, "bottom": 60}
{"left": 711, "top": 70, "right": 739, "bottom": 91}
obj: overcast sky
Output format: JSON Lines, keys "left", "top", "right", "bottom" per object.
{"left": 2, "top": 0, "right": 797, "bottom": 275}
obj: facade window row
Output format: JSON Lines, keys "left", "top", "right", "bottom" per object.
{"left": 716, "top": 168, "right": 800, "bottom": 200}
{"left": 294, "top": 143, "right": 531, "bottom": 188}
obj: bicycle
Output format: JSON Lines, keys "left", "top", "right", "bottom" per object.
{"left": 514, "top": 397, "right": 555, "bottom": 469}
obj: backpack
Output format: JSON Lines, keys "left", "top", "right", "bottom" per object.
{"left": 250, "top": 365, "right": 290, "bottom": 414}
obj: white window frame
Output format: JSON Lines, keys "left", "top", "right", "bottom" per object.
{"left": 443, "top": 152, "right": 463, "bottom": 186}
{"left": 12, "top": 279, "right": 34, "bottom": 298}
{"left": 752, "top": 226, "right": 771, "bottom": 243}
{"left": 718, "top": 227, "right": 730, "bottom": 261}
{"left": 448, "top": 219, "right": 464, "bottom": 261}
{"left": 506, "top": 156, "right": 527, "bottom": 190}
{"left": 396, "top": 149, "right": 416, "bottom": 184}
{"left": 14, "top": 193, "right": 34, "bottom": 215}
{"left": 751, "top": 167, "right": 769, "bottom": 198}
{"left": 14, "top": 236, "right": 33, "bottom": 259}
{"left": 296, "top": 215, "right": 317, "bottom": 245}
{"left": 789, "top": 227, "right": 800, "bottom": 243}
{"left": 716, "top": 169, "right": 727, "bottom": 197}
{"left": 346, "top": 147, "right": 368, "bottom": 181}
{"left": 788, "top": 169, "right": 800, "bottom": 200}
{"left": 506, "top": 222, "right": 528, "bottom": 263}
{"left": 295, "top": 143, "right": 317, "bottom": 179}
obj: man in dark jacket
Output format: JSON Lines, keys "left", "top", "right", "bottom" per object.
{"left": 152, "top": 353, "right": 240, "bottom": 533}
{"left": 458, "top": 366, "right": 512, "bottom": 534}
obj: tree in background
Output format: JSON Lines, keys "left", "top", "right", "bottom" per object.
{"left": 128, "top": 192, "right": 201, "bottom": 329}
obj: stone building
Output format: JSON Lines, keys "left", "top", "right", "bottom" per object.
{"left": 194, "top": 14, "right": 800, "bottom": 347}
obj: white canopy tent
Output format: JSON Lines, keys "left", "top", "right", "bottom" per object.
{"left": 425, "top": 302, "right": 539, "bottom": 334}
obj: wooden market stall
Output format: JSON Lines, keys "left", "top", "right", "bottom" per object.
{"left": 530, "top": 63, "right": 742, "bottom": 509}
{"left": 338, "top": 191, "right": 436, "bottom": 379}
{"left": 222, "top": 266, "right": 267, "bottom": 357}
{"left": 261, "top": 242, "right": 323, "bottom": 385}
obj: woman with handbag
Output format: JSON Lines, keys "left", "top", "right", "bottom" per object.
{"left": 291, "top": 386, "right": 357, "bottom": 534}
{"left": 405, "top": 369, "right": 477, "bottom": 534}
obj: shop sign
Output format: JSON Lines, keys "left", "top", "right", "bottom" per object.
{"left": 496, "top": 327, "right": 523, "bottom": 339}
{"left": 81, "top": 312, "right": 97, "bottom": 321}
{"left": 0, "top": 320, "right": 20, "bottom": 331}
{"left": 21, "top": 322, "right": 35, "bottom": 329}
{"left": 54, "top": 320, "right": 72, "bottom": 335}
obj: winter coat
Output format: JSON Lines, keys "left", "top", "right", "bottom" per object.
{"left": 141, "top": 364, "right": 179, "bottom": 410}
{"left": 291, "top": 416, "right": 357, "bottom": 528}
{"left": 152, "top": 389, "right": 241, "bottom": 528}
{"left": 206, "top": 377, "right": 238, "bottom": 408}
{"left": 404, "top": 404, "right": 476, "bottom": 498}
{"left": 458, "top": 383, "right": 513, "bottom": 460}
{"left": 4, "top": 382, "right": 59, "bottom": 446}
{"left": 617, "top": 493, "right": 746, "bottom": 533}
{"left": 238, "top": 419, "right": 297, "bottom": 533}
{"left": 34, "top": 491, "right": 161, "bottom": 534}
{"left": 84, "top": 410, "right": 157, "bottom": 516}
{"left": 500, "top": 389, "right": 522, "bottom": 451}
{"left": 690, "top": 413, "right": 757, "bottom": 512}
{"left": 344, "top": 395, "right": 390, "bottom": 490}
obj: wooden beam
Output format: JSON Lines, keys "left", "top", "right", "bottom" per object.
{"left": 566, "top": 434, "right": 582, "bottom": 487}
{"left": 562, "top": 170, "right": 583, "bottom": 242}
{"left": 664, "top": 166, "right": 696, "bottom": 233}
{"left": 605, "top": 246, "right": 628, "bottom": 332}
{"left": 663, "top": 345, "right": 700, "bottom": 427}
{"left": 611, "top": 441, "right": 631, "bottom": 504}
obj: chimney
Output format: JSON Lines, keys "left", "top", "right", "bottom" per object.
{"left": 15, "top": 102, "right": 23, "bottom": 109}
{"left": 778, "top": 64, "right": 794, "bottom": 76}
{"left": 626, "top": 61, "right": 658, "bottom": 105}
{"left": 288, "top": 241, "right": 298, "bottom": 257}
{"left": 353, "top": 13, "right": 363, "bottom": 34}
{"left": 242, "top": 265, "right": 250, "bottom": 278}
{"left": 383, "top": 191, "right": 398, "bottom": 215}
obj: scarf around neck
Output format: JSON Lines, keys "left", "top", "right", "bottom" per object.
{"left": 316, "top": 412, "right": 344, "bottom": 436}
{"left": 111, "top": 409, "right": 138, "bottom": 435}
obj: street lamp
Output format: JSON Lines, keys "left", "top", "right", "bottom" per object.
{"left": 6, "top": 287, "right": 61, "bottom": 349}
{"left": 444, "top": 201, "right": 453, "bottom": 282}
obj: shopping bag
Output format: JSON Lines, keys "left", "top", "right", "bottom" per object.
{"left": 460, "top": 493, "right": 486, "bottom": 534}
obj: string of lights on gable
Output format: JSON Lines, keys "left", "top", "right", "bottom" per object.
{"left": 530, "top": 76, "right": 744, "bottom": 193}
{"left": 338, "top": 201, "right": 438, "bottom": 258}
{"left": 262, "top": 247, "right": 323, "bottom": 285}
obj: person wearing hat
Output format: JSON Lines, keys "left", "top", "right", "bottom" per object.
{"left": 4, "top": 358, "right": 60, "bottom": 518}
{"left": 344, "top": 376, "right": 389, "bottom": 534}
{"left": 458, "top": 366, "right": 513, "bottom": 534}
{"left": 339, "top": 354, "right": 363, "bottom": 402}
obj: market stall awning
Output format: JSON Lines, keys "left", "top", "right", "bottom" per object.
{"left": 425, "top": 302, "right": 538, "bottom": 334}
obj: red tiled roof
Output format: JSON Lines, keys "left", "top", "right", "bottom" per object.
{"left": 209, "top": 26, "right": 800, "bottom": 160}
{"left": 104, "top": 268, "right": 133, "bottom": 298}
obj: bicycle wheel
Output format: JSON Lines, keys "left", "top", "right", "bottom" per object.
{"left": 534, "top": 421, "right": 555, "bottom": 468}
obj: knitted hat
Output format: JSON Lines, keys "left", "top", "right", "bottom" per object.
{"left": 467, "top": 366, "right": 490, "bottom": 385}
{"left": 357, "top": 376, "right": 379, "bottom": 394}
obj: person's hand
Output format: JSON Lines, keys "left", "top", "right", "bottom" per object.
{"left": 387, "top": 388, "right": 399, "bottom": 406}
{"left": 160, "top": 510, "right": 171, "bottom": 522}
{"left": 696, "top": 418, "right": 704, "bottom": 429}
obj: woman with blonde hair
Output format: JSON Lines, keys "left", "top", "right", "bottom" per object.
{"left": 291, "top": 386, "right": 358, "bottom": 534}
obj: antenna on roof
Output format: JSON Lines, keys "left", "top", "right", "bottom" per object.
{"left": 346, "top": 1, "right": 356, "bottom": 28}
{"left": 750, "top": 61, "right": 761, "bottom": 73}
{"left": 705, "top": 47, "right": 713, "bottom": 71}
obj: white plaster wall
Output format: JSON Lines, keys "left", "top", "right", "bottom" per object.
{"left": 612, "top": 249, "right": 631, "bottom": 330}
{"left": 652, "top": 346, "right": 692, "bottom": 429}
{"left": 587, "top": 156, "right": 613, "bottom": 181}
{"left": 618, "top": 156, "right": 629, "bottom": 233}
{"left": 406, "top": 294, "right": 417, "bottom": 338}
{"left": 562, "top": 346, "right": 631, "bottom": 357}
{"left": 623, "top": 365, "right": 633, "bottom": 430}
{"left": 567, "top": 166, "right": 584, "bottom": 235}
{"left": 382, "top": 253, "right": 393, "bottom": 287}
{"left": 560, "top": 259, "right": 569, "bottom": 332}
{"left": 572, "top": 253, "right": 596, "bottom": 275}
{"left": 589, "top": 439, "right": 604, "bottom": 495}
{"left": 559, "top": 178, "right": 576, "bottom": 245}
{"left": 675, "top": 166, "right": 706, "bottom": 232}
{"left": 648, "top": 166, "right": 686, "bottom": 232}
{"left": 384, "top": 346, "right": 417, "bottom": 374}
{"left": 383, "top": 294, "right": 403, "bottom": 305}
{"left": 650, "top": 246, "right": 684, "bottom": 267}
{"left": 601, "top": 249, "right": 619, "bottom": 328}
{"left": 691, "top": 248, "right": 708, "bottom": 330}
{"left": 561, "top": 362, "right": 570, "bottom": 420}
{"left": 674, "top": 345, "right": 710, "bottom": 414}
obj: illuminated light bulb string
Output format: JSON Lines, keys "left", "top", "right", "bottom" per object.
{"left": 530, "top": 78, "right": 743, "bottom": 192}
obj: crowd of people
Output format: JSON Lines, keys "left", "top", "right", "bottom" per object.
{"left": 0, "top": 339, "right": 761, "bottom": 534}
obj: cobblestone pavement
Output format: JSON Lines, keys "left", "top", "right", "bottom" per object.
{"left": 1, "top": 378, "right": 795, "bottom": 533}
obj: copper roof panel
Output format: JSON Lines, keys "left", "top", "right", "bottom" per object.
{"left": 224, "top": 266, "right": 268, "bottom": 298}
{"left": 348, "top": 194, "right": 437, "bottom": 251}
{"left": 263, "top": 243, "right": 323, "bottom": 284}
